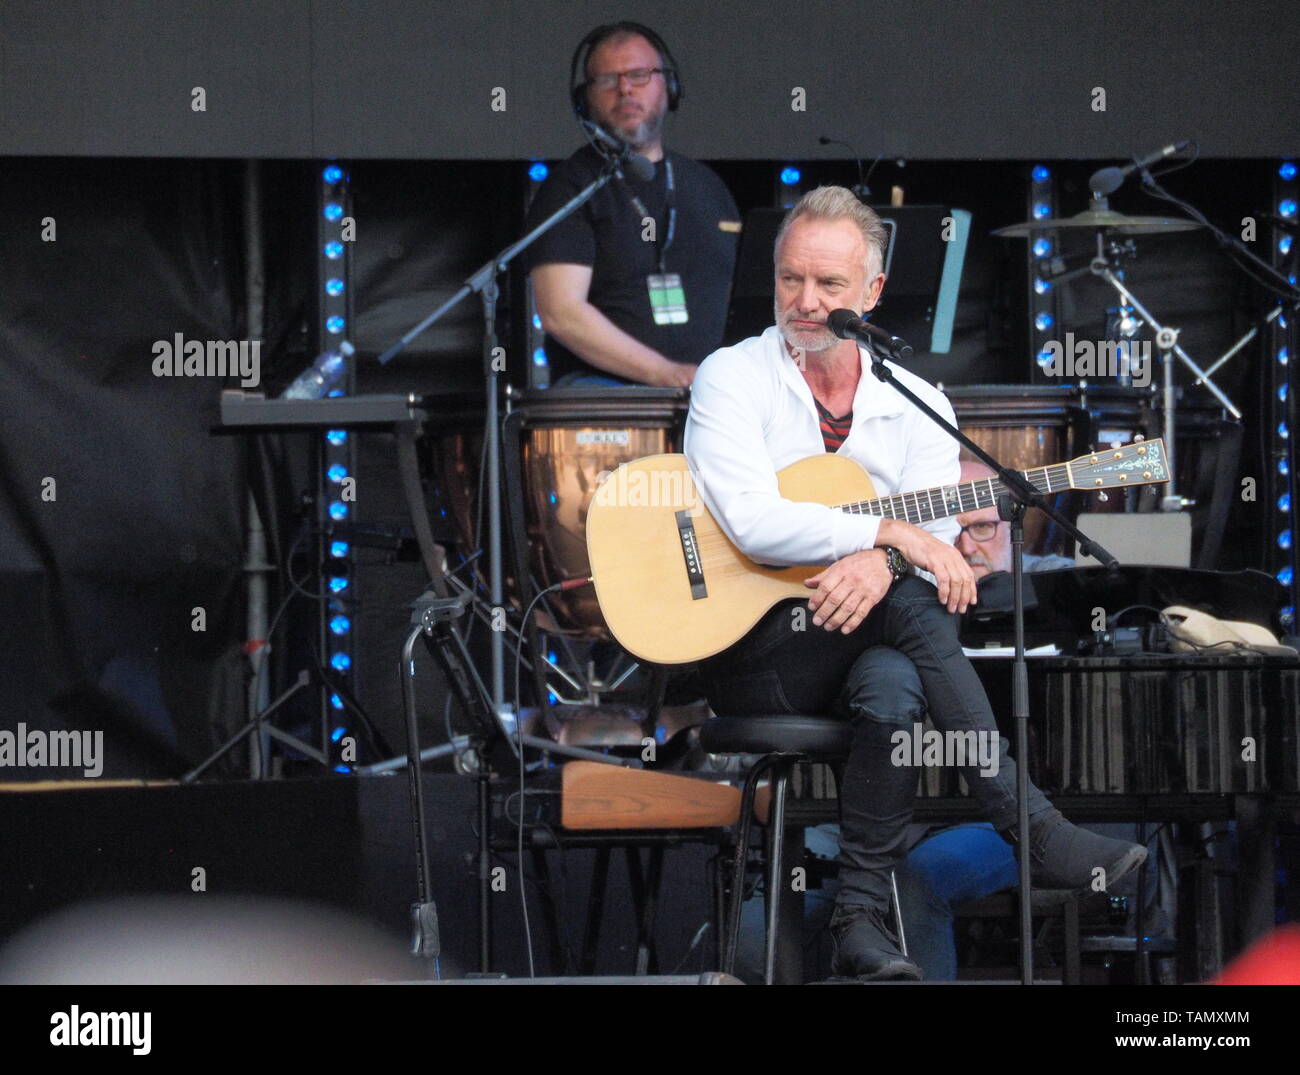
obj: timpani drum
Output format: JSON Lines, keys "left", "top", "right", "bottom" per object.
{"left": 505, "top": 387, "right": 691, "bottom": 638}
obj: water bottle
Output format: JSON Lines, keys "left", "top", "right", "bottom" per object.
{"left": 281, "top": 340, "right": 355, "bottom": 399}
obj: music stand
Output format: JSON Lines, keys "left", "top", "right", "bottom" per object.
{"left": 724, "top": 205, "right": 971, "bottom": 356}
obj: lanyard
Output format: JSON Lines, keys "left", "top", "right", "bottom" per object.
{"left": 617, "top": 157, "right": 676, "bottom": 274}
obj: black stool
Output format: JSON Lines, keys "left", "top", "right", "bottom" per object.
{"left": 701, "top": 714, "right": 904, "bottom": 984}
{"left": 1079, "top": 934, "right": 1179, "bottom": 984}
{"left": 955, "top": 888, "right": 1087, "bottom": 983}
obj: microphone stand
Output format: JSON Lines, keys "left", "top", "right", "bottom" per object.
{"left": 860, "top": 336, "right": 1120, "bottom": 986}
{"left": 376, "top": 154, "right": 629, "bottom": 735}
{"left": 370, "top": 155, "right": 641, "bottom": 974}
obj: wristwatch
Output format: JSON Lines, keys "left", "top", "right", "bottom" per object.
{"left": 881, "top": 545, "right": 910, "bottom": 583}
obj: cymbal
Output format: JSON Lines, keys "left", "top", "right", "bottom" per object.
{"left": 994, "top": 208, "right": 1202, "bottom": 237}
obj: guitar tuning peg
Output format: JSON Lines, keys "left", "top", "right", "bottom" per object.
{"left": 1097, "top": 491, "right": 1109, "bottom": 502}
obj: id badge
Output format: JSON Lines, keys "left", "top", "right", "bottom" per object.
{"left": 647, "top": 273, "right": 688, "bottom": 325}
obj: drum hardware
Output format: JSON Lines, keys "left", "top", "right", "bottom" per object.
{"left": 374, "top": 154, "right": 644, "bottom": 736}
{"left": 428, "top": 391, "right": 674, "bottom": 713}
{"left": 180, "top": 665, "right": 333, "bottom": 782}
{"left": 997, "top": 194, "right": 1241, "bottom": 513}
{"left": 1084, "top": 231, "right": 1239, "bottom": 509}
{"left": 1104, "top": 291, "right": 1144, "bottom": 390}
{"left": 435, "top": 568, "right": 592, "bottom": 704}
{"left": 437, "top": 568, "right": 638, "bottom": 709}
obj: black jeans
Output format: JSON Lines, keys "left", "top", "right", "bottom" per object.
{"left": 699, "top": 574, "right": 1053, "bottom": 911}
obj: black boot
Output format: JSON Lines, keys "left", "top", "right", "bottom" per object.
{"left": 829, "top": 903, "right": 923, "bottom": 981}
{"left": 1005, "top": 810, "right": 1147, "bottom": 891}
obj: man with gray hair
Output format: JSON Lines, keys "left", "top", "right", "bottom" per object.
{"left": 685, "top": 186, "right": 1145, "bottom": 981}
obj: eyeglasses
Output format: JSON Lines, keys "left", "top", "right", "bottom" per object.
{"left": 958, "top": 520, "right": 1002, "bottom": 542}
{"left": 588, "top": 67, "right": 666, "bottom": 92}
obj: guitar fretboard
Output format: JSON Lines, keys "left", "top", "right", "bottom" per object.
{"left": 837, "top": 465, "right": 1071, "bottom": 525}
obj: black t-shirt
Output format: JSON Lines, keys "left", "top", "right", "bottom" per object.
{"left": 521, "top": 144, "right": 740, "bottom": 383}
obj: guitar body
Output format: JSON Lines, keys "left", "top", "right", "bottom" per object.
{"left": 585, "top": 439, "right": 1167, "bottom": 665}
{"left": 585, "top": 453, "right": 878, "bottom": 664}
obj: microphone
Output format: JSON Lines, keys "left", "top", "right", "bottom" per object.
{"left": 1089, "top": 140, "right": 1192, "bottom": 196}
{"left": 818, "top": 134, "right": 869, "bottom": 198}
{"left": 826, "top": 309, "right": 914, "bottom": 360}
{"left": 580, "top": 120, "right": 656, "bottom": 182}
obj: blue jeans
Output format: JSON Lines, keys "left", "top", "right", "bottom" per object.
{"left": 700, "top": 579, "right": 1054, "bottom": 911}
{"left": 737, "top": 822, "right": 1016, "bottom": 981}
{"left": 895, "top": 823, "right": 1019, "bottom": 978}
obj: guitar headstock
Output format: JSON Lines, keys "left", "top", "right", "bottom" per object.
{"left": 1066, "top": 438, "right": 1169, "bottom": 490}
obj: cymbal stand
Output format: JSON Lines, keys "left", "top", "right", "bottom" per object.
{"left": 1087, "top": 228, "right": 1242, "bottom": 511}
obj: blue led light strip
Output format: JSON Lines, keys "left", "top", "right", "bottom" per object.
{"left": 318, "top": 161, "right": 356, "bottom": 759}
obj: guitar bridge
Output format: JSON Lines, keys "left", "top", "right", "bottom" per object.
{"left": 675, "top": 510, "right": 707, "bottom": 600}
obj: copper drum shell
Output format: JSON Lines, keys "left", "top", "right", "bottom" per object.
{"left": 424, "top": 397, "right": 488, "bottom": 568}
{"left": 433, "top": 430, "right": 483, "bottom": 558}
{"left": 516, "top": 387, "right": 690, "bottom": 637}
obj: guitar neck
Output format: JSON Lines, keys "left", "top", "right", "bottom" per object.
{"left": 838, "top": 463, "right": 1070, "bottom": 526}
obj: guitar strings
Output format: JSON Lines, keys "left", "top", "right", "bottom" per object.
{"left": 837, "top": 465, "right": 1075, "bottom": 521}
{"left": 686, "top": 454, "right": 1151, "bottom": 556}
{"left": 687, "top": 467, "right": 1075, "bottom": 554}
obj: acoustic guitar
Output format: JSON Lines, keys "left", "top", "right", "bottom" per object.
{"left": 585, "top": 439, "right": 1168, "bottom": 664}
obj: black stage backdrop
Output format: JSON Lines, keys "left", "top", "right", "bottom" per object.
{"left": 2, "top": 0, "right": 1299, "bottom": 161}
{"left": 0, "top": 159, "right": 288, "bottom": 777}
{"left": 0, "top": 157, "right": 533, "bottom": 775}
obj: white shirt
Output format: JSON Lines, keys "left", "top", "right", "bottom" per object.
{"left": 683, "top": 325, "right": 961, "bottom": 566}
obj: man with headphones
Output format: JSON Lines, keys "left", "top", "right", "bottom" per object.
{"left": 522, "top": 22, "right": 741, "bottom": 386}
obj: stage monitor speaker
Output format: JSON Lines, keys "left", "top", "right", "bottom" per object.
{"left": 1074, "top": 512, "right": 1193, "bottom": 569}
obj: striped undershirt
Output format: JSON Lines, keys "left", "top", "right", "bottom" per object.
{"left": 814, "top": 398, "right": 853, "bottom": 452}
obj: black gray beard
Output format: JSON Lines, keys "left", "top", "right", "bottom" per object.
{"left": 775, "top": 308, "right": 836, "bottom": 352}
{"left": 617, "top": 111, "right": 664, "bottom": 151}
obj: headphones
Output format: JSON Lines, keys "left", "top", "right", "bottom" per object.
{"left": 569, "top": 21, "right": 682, "bottom": 120}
